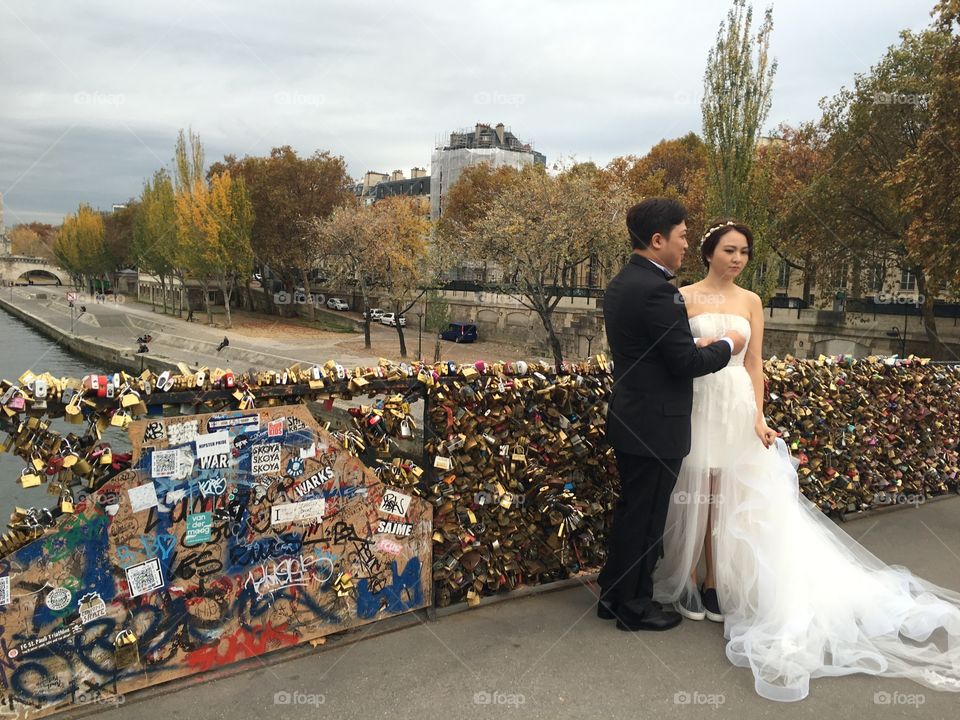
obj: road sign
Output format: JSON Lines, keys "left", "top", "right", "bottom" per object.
{"left": 66, "top": 292, "right": 77, "bottom": 303}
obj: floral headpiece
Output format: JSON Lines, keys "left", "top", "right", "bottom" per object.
{"left": 700, "top": 220, "right": 737, "bottom": 247}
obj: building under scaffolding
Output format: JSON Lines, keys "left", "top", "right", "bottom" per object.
{"left": 430, "top": 123, "right": 546, "bottom": 219}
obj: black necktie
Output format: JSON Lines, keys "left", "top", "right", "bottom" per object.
{"left": 662, "top": 268, "right": 676, "bottom": 281}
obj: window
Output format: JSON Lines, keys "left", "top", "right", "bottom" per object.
{"left": 777, "top": 260, "right": 790, "bottom": 288}
{"left": 833, "top": 263, "right": 848, "bottom": 289}
{"left": 900, "top": 267, "right": 916, "bottom": 291}
{"left": 754, "top": 261, "right": 767, "bottom": 283}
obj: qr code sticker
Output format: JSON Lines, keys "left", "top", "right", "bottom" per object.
{"left": 125, "top": 558, "right": 163, "bottom": 598}
{"left": 167, "top": 420, "right": 199, "bottom": 446}
{"left": 0, "top": 576, "right": 10, "bottom": 606}
{"left": 151, "top": 450, "right": 178, "bottom": 478}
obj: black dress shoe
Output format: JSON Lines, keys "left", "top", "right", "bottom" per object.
{"left": 597, "top": 599, "right": 618, "bottom": 620}
{"left": 615, "top": 604, "right": 682, "bottom": 632}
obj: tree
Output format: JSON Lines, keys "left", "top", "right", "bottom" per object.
{"left": 209, "top": 146, "right": 354, "bottom": 318}
{"left": 761, "top": 122, "right": 832, "bottom": 302}
{"left": 899, "top": 1, "right": 960, "bottom": 306}
{"left": 171, "top": 128, "right": 207, "bottom": 320}
{"left": 604, "top": 133, "right": 708, "bottom": 281}
{"left": 102, "top": 201, "right": 138, "bottom": 270}
{"left": 54, "top": 204, "right": 105, "bottom": 289}
{"left": 445, "top": 163, "right": 623, "bottom": 369}
{"left": 311, "top": 202, "right": 385, "bottom": 349}
{"left": 702, "top": 0, "right": 777, "bottom": 297}
{"left": 174, "top": 172, "right": 254, "bottom": 328}
{"left": 372, "top": 196, "right": 433, "bottom": 358}
{"left": 133, "top": 170, "right": 177, "bottom": 314}
{"left": 814, "top": 29, "right": 949, "bottom": 352}
{"left": 8, "top": 223, "right": 57, "bottom": 260}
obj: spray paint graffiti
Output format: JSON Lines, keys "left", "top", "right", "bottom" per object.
{"left": 0, "top": 405, "right": 430, "bottom": 719}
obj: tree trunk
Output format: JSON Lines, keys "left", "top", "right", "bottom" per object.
{"left": 396, "top": 324, "right": 407, "bottom": 358}
{"left": 202, "top": 281, "right": 213, "bottom": 325}
{"left": 358, "top": 277, "right": 372, "bottom": 349}
{"left": 301, "top": 268, "right": 315, "bottom": 322}
{"left": 221, "top": 280, "right": 233, "bottom": 329}
{"left": 915, "top": 270, "right": 946, "bottom": 358}
{"left": 178, "top": 274, "right": 190, "bottom": 319}
{"left": 537, "top": 307, "right": 564, "bottom": 371}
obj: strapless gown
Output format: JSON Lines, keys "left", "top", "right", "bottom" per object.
{"left": 652, "top": 312, "right": 960, "bottom": 701}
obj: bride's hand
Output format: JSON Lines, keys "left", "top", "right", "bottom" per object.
{"left": 696, "top": 336, "right": 719, "bottom": 348}
{"left": 755, "top": 420, "right": 778, "bottom": 449}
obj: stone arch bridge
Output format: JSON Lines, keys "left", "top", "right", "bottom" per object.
{"left": 0, "top": 255, "right": 71, "bottom": 286}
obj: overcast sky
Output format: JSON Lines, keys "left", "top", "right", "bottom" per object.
{"left": 0, "top": 0, "right": 935, "bottom": 226}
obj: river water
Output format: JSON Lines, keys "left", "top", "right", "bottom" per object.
{"left": 0, "top": 308, "right": 130, "bottom": 517}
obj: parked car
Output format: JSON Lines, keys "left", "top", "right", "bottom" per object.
{"left": 326, "top": 297, "right": 349, "bottom": 310}
{"left": 362, "top": 308, "right": 384, "bottom": 321}
{"left": 439, "top": 322, "right": 478, "bottom": 343}
{"left": 380, "top": 312, "right": 406, "bottom": 327}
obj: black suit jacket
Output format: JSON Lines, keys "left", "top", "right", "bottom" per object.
{"left": 603, "top": 254, "right": 732, "bottom": 459}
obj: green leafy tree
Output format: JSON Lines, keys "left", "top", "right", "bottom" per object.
{"left": 702, "top": 0, "right": 778, "bottom": 297}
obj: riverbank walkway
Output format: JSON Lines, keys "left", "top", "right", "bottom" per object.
{"left": 0, "top": 287, "right": 537, "bottom": 374}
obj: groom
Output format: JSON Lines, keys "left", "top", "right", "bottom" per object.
{"left": 598, "top": 198, "right": 745, "bottom": 631}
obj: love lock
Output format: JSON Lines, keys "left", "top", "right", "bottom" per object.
{"left": 114, "top": 629, "right": 140, "bottom": 669}
{"left": 19, "top": 468, "right": 42, "bottom": 488}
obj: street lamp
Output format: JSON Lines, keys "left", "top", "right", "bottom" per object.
{"left": 416, "top": 312, "right": 423, "bottom": 361}
{"left": 886, "top": 319, "right": 907, "bottom": 358}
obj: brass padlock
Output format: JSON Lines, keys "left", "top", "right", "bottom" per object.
{"left": 114, "top": 629, "right": 140, "bottom": 669}
{"left": 19, "top": 468, "right": 42, "bottom": 488}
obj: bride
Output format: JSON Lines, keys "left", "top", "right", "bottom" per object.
{"left": 652, "top": 219, "right": 960, "bottom": 701}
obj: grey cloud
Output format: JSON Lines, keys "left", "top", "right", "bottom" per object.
{"left": 0, "top": 0, "right": 935, "bottom": 224}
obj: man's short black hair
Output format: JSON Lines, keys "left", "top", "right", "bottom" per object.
{"left": 626, "top": 198, "right": 687, "bottom": 249}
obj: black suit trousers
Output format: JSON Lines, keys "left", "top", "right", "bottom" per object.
{"left": 598, "top": 451, "right": 683, "bottom": 613}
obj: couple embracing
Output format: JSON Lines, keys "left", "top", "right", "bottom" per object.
{"left": 598, "top": 198, "right": 960, "bottom": 701}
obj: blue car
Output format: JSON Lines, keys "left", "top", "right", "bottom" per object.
{"left": 439, "top": 322, "right": 478, "bottom": 343}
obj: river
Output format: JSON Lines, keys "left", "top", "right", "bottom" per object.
{"left": 0, "top": 308, "right": 130, "bottom": 517}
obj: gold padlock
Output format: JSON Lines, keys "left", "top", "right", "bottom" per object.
{"left": 19, "top": 469, "right": 42, "bottom": 488}
{"left": 114, "top": 629, "right": 140, "bottom": 669}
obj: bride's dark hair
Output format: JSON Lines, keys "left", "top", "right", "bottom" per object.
{"left": 699, "top": 219, "right": 754, "bottom": 268}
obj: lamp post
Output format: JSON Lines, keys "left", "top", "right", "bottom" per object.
{"left": 416, "top": 312, "right": 423, "bottom": 361}
{"left": 886, "top": 317, "right": 907, "bottom": 357}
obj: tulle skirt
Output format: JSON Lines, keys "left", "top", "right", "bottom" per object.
{"left": 653, "top": 366, "right": 960, "bottom": 701}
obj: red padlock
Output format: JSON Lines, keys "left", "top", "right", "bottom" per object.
{"left": 224, "top": 371, "right": 235, "bottom": 388}
{"left": 96, "top": 375, "right": 108, "bottom": 398}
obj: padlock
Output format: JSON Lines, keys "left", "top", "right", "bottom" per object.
{"left": 7, "top": 389, "right": 26, "bottom": 412}
{"left": 114, "top": 630, "right": 140, "bottom": 669}
{"left": 19, "top": 468, "right": 42, "bottom": 488}
{"left": 111, "top": 410, "right": 131, "bottom": 428}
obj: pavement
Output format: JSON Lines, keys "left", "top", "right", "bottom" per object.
{"left": 1, "top": 286, "right": 548, "bottom": 374}
{"left": 59, "top": 494, "right": 960, "bottom": 720}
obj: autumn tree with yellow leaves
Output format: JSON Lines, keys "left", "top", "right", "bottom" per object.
{"left": 54, "top": 204, "right": 106, "bottom": 290}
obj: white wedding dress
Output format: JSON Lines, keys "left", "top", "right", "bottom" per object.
{"left": 653, "top": 312, "right": 960, "bottom": 701}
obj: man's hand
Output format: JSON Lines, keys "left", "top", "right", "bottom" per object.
{"left": 725, "top": 329, "right": 746, "bottom": 354}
